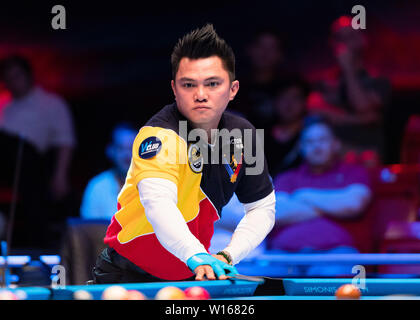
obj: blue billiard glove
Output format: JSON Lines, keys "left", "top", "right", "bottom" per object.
{"left": 187, "top": 253, "right": 238, "bottom": 278}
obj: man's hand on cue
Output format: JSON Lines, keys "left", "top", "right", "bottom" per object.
{"left": 187, "top": 253, "right": 238, "bottom": 281}
{"left": 194, "top": 265, "right": 227, "bottom": 281}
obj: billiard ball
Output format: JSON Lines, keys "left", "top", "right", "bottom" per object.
{"left": 335, "top": 284, "right": 361, "bottom": 299}
{"left": 155, "top": 286, "right": 186, "bottom": 300}
{"left": 184, "top": 286, "right": 210, "bottom": 300}
{"left": 0, "top": 290, "right": 18, "bottom": 300}
{"left": 14, "top": 290, "right": 28, "bottom": 300}
{"left": 102, "top": 285, "right": 129, "bottom": 300}
{"left": 73, "top": 289, "right": 93, "bottom": 300}
{"left": 126, "top": 290, "right": 147, "bottom": 300}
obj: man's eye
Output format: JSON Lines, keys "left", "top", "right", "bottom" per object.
{"left": 183, "top": 83, "right": 194, "bottom": 88}
{"left": 207, "top": 82, "right": 220, "bottom": 87}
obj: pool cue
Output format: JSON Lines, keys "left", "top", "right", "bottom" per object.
{"left": 1, "top": 134, "right": 25, "bottom": 288}
{"left": 229, "top": 274, "right": 286, "bottom": 296}
{"left": 229, "top": 274, "right": 266, "bottom": 282}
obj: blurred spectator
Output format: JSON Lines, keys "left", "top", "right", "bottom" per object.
{"left": 0, "top": 55, "right": 76, "bottom": 248}
{"left": 265, "top": 76, "right": 309, "bottom": 177}
{"left": 0, "top": 55, "right": 76, "bottom": 201}
{"left": 232, "top": 27, "right": 293, "bottom": 130}
{"left": 268, "top": 116, "right": 372, "bottom": 276}
{"left": 307, "top": 16, "right": 390, "bottom": 161}
{"left": 80, "top": 123, "right": 136, "bottom": 220}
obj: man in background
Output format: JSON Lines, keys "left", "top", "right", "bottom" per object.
{"left": 0, "top": 55, "right": 76, "bottom": 248}
{"left": 232, "top": 27, "right": 289, "bottom": 129}
{"left": 80, "top": 123, "right": 136, "bottom": 220}
{"left": 265, "top": 76, "right": 309, "bottom": 177}
{"left": 269, "top": 116, "right": 372, "bottom": 276}
{"left": 308, "top": 16, "right": 390, "bottom": 160}
{"left": 0, "top": 55, "right": 76, "bottom": 201}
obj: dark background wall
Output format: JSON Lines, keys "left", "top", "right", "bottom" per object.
{"left": 0, "top": 0, "right": 419, "bottom": 209}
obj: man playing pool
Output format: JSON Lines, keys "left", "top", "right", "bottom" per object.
{"left": 93, "top": 24, "right": 276, "bottom": 283}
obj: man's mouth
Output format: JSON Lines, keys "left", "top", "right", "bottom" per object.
{"left": 193, "top": 105, "right": 211, "bottom": 110}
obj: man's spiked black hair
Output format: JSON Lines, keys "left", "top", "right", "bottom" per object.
{"left": 171, "top": 24, "right": 235, "bottom": 81}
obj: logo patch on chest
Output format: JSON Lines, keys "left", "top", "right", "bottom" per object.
{"left": 223, "top": 152, "right": 243, "bottom": 183}
{"left": 188, "top": 143, "right": 204, "bottom": 173}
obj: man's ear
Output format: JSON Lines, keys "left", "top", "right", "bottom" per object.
{"left": 171, "top": 80, "right": 176, "bottom": 99}
{"left": 229, "top": 80, "right": 240, "bottom": 101}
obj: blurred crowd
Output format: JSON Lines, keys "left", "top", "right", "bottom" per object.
{"left": 0, "top": 15, "right": 418, "bottom": 278}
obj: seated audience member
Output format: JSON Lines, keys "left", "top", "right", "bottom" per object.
{"left": 307, "top": 16, "right": 390, "bottom": 160}
{"left": 0, "top": 55, "right": 76, "bottom": 201}
{"left": 268, "top": 116, "right": 372, "bottom": 276}
{"left": 265, "top": 77, "right": 309, "bottom": 177}
{"left": 0, "top": 55, "right": 76, "bottom": 247}
{"left": 231, "top": 27, "right": 291, "bottom": 129}
{"left": 80, "top": 123, "right": 137, "bottom": 220}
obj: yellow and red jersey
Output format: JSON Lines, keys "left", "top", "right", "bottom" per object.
{"left": 104, "top": 103, "right": 273, "bottom": 280}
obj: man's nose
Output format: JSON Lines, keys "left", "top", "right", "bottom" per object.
{"left": 194, "top": 85, "right": 208, "bottom": 102}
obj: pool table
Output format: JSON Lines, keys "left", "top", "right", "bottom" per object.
{"left": 6, "top": 277, "right": 420, "bottom": 300}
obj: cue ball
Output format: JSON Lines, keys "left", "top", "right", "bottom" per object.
{"left": 14, "top": 290, "right": 28, "bottom": 300}
{"left": 335, "top": 284, "right": 361, "bottom": 299}
{"left": 73, "top": 290, "right": 93, "bottom": 300}
{"left": 126, "top": 290, "right": 147, "bottom": 300}
{"left": 155, "top": 286, "right": 186, "bottom": 300}
{"left": 184, "top": 286, "right": 210, "bottom": 300}
{"left": 102, "top": 285, "right": 129, "bottom": 300}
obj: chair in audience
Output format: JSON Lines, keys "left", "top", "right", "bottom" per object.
{"left": 369, "top": 164, "right": 420, "bottom": 247}
{"left": 60, "top": 218, "right": 109, "bottom": 285}
{"left": 369, "top": 164, "right": 420, "bottom": 275}
{"left": 378, "top": 221, "right": 420, "bottom": 275}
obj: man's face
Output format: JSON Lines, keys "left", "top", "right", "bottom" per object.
{"left": 248, "top": 34, "right": 283, "bottom": 71}
{"left": 108, "top": 129, "right": 137, "bottom": 175}
{"left": 171, "top": 56, "right": 239, "bottom": 129}
{"left": 2, "top": 65, "right": 33, "bottom": 98}
{"left": 300, "top": 124, "right": 340, "bottom": 167}
{"left": 274, "top": 87, "right": 306, "bottom": 124}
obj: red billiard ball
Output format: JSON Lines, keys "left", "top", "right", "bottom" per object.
{"left": 184, "top": 286, "right": 210, "bottom": 300}
{"left": 335, "top": 284, "right": 361, "bottom": 299}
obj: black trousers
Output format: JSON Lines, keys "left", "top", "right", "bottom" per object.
{"left": 92, "top": 247, "right": 195, "bottom": 284}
